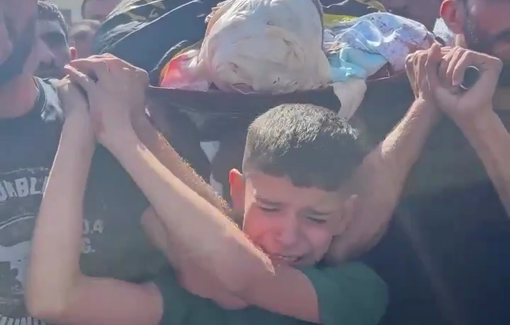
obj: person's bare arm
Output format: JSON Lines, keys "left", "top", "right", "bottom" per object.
{"left": 68, "top": 55, "right": 248, "bottom": 308}
{"left": 429, "top": 47, "right": 507, "bottom": 215}
{"left": 454, "top": 109, "right": 510, "bottom": 215}
{"left": 325, "top": 46, "right": 443, "bottom": 263}
{"left": 132, "top": 112, "right": 252, "bottom": 308}
{"left": 141, "top": 207, "right": 250, "bottom": 310}
{"left": 71, "top": 54, "right": 273, "bottom": 297}
{"left": 104, "top": 127, "right": 273, "bottom": 293}
{"left": 132, "top": 111, "right": 230, "bottom": 218}
{"left": 26, "top": 84, "right": 164, "bottom": 325}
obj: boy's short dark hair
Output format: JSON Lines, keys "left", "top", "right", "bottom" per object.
{"left": 243, "top": 104, "right": 366, "bottom": 192}
{"left": 38, "top": 0, "right": 69, "bottom": 39}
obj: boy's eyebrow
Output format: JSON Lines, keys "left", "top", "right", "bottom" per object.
{"left": 255, "top": 197, "right": 335, "bottom": 215}
{"left": 304, "top": 208, "right": 333, "bottom": 217}
{"left": 255, "top": 196, "right": 282, "bottom": 206}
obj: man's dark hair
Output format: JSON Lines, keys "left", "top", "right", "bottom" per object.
{"left": 38, "top": 1, "right": 69, "bottom": 39}
{"left": 243, "top": 104, "right": 366, "bottom": 192}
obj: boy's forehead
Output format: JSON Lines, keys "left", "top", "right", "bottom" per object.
{"left": 246, "top": 172, "right": 347, "bottom": 208}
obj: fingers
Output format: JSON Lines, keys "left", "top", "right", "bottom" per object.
{"left": 455, "top": 50, "right": 502, "bottom": 85}
{"left": 405, "top": 50, "right": 425, "bottom": 96}
{"left": 69, "top": 54, "right": 149, "bottom": 87}
{"left": 451, "top": 49, "right": 472, "bottom": 86}
{"left": 425, "top": 44, "right": 441, "bottom": 91}
{"left": 437, "top": 46, "right": 502, "bottom": 90}
{"left": 405, "top": 53, "right": 417, "bottom": 94}
{"left": 134, "top": 69, "right": 150, "bottom": 87}
{"left": 445, "top": 47, "right": 464, "bottom": 86}
{"left": 438, "top": 46, "right": 453, "bottom": 80}
{"left": 467, "top": 52, "right": 503, "bottom": 96}
{"left": 438, "top": 59, "right": 448, "bottom": 83}
{"left": 439, "top": 47, "right": 455, "bottom": 84}
{"left": 440, "top": 46, "right": 453, "bottom": 56}
{"left": 414, "top": 50, "right": 427, "bottom": 94}
{"left": 405, "top": 43, "right": 442, "bottom": 99}
{"left": 68, "top": 57, "right": 111, "bottom": 83}
{"left": 64, "top": 65, "right": 96, "bottom": 95}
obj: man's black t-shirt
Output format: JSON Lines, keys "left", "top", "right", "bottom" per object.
{"left": 0, "top": 79, "right": 167, "bottom": 323}
{"left": 363, "top": 108, "right": 510, "bottom": 325}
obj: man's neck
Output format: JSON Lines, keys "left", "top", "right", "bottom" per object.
{"left": 0, "top": 74, "right": 38, "bottom": 119}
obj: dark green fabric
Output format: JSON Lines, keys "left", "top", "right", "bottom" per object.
{"left": 153, "top": 262, "right": 387, "bottom": 325}
{"left": 297, "top": 263, "right": 388, "bottom": 325}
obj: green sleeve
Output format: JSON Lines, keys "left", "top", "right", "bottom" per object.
{"left": 151, "top": 268, "right": 195, "bottom": 325}
{"left": 297, "top": 262, "right": 388, "bottom": 325}
{"left": 151, "top": 268, "right": 228, "bottom": 325}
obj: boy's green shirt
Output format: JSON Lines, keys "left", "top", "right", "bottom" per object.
{"left": 153, "top": 262, "right": 387, "bottom": 325}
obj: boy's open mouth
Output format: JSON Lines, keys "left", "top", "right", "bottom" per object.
{"left": 258, "top": 245, "right": 304, "bottom": 264}
{"left": 268, "top": 254, "right": 302, "bottom": 264}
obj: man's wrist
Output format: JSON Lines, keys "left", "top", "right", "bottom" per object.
{"left": 62, "top": 113, "right": 95, "bottom": 150}
{"left": 414, "top": 97, "right": 437, "bottom": 110}
{"left": 412, "top": 98, "right": 441, "bottom": 121}
{"left": 453, "top": 106, "right": 498, "bottom": 134}
{"left": 101, "top": 122, "right": 140, "bottom": 155}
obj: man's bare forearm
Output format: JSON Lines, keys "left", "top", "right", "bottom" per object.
{"left": 326, "top": 99, "right": 440, "bottom": 263}
{"left": 27, "top": 119, "right": 94, "bottom": 318}
{"left": 108, "top": 127, "right": 273, "bottom": 293}
{"left": 456, "top": 109, "right": 510, "bottom": 216}
{"left": 132, "top": 115, "right": 230, "bottom": 215}
{"left": 132, "top": 115, "right": 253, "bottom": 305}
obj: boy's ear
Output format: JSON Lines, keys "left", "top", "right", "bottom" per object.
{"left": 332, "top": 194, "right": 358, "bottom": 236}
{"left": 229, "top": 169, "right": 245, "bottom": 213}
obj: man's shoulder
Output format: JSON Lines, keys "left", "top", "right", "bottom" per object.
{"left": 37, "top": 78, "right": 64, "bottom": 123}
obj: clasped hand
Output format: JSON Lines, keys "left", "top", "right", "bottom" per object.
{"left": 405, "top": 43, "right": 502, "bottom": 123}
{"left": 58, "top": 54, "right": 150, "bottom": 149}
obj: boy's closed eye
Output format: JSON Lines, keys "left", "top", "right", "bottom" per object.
{"left": 258, "top": 205, "right": 280, "bottom": 213}
{"left": 255, "top": 196, "right": 282, "bottom": 213}
{"left": 256, "top": 201, "right": 332, "bottom": 224}
{"left": 301, "top": 208, "right": 333, "bottom": 224}
{"left": 304, "top": 215, "right": 328, "bottom": 224}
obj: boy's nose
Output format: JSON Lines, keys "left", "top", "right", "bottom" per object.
{"left": 275, "top": 215, "right": 300, "bottom": 248}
